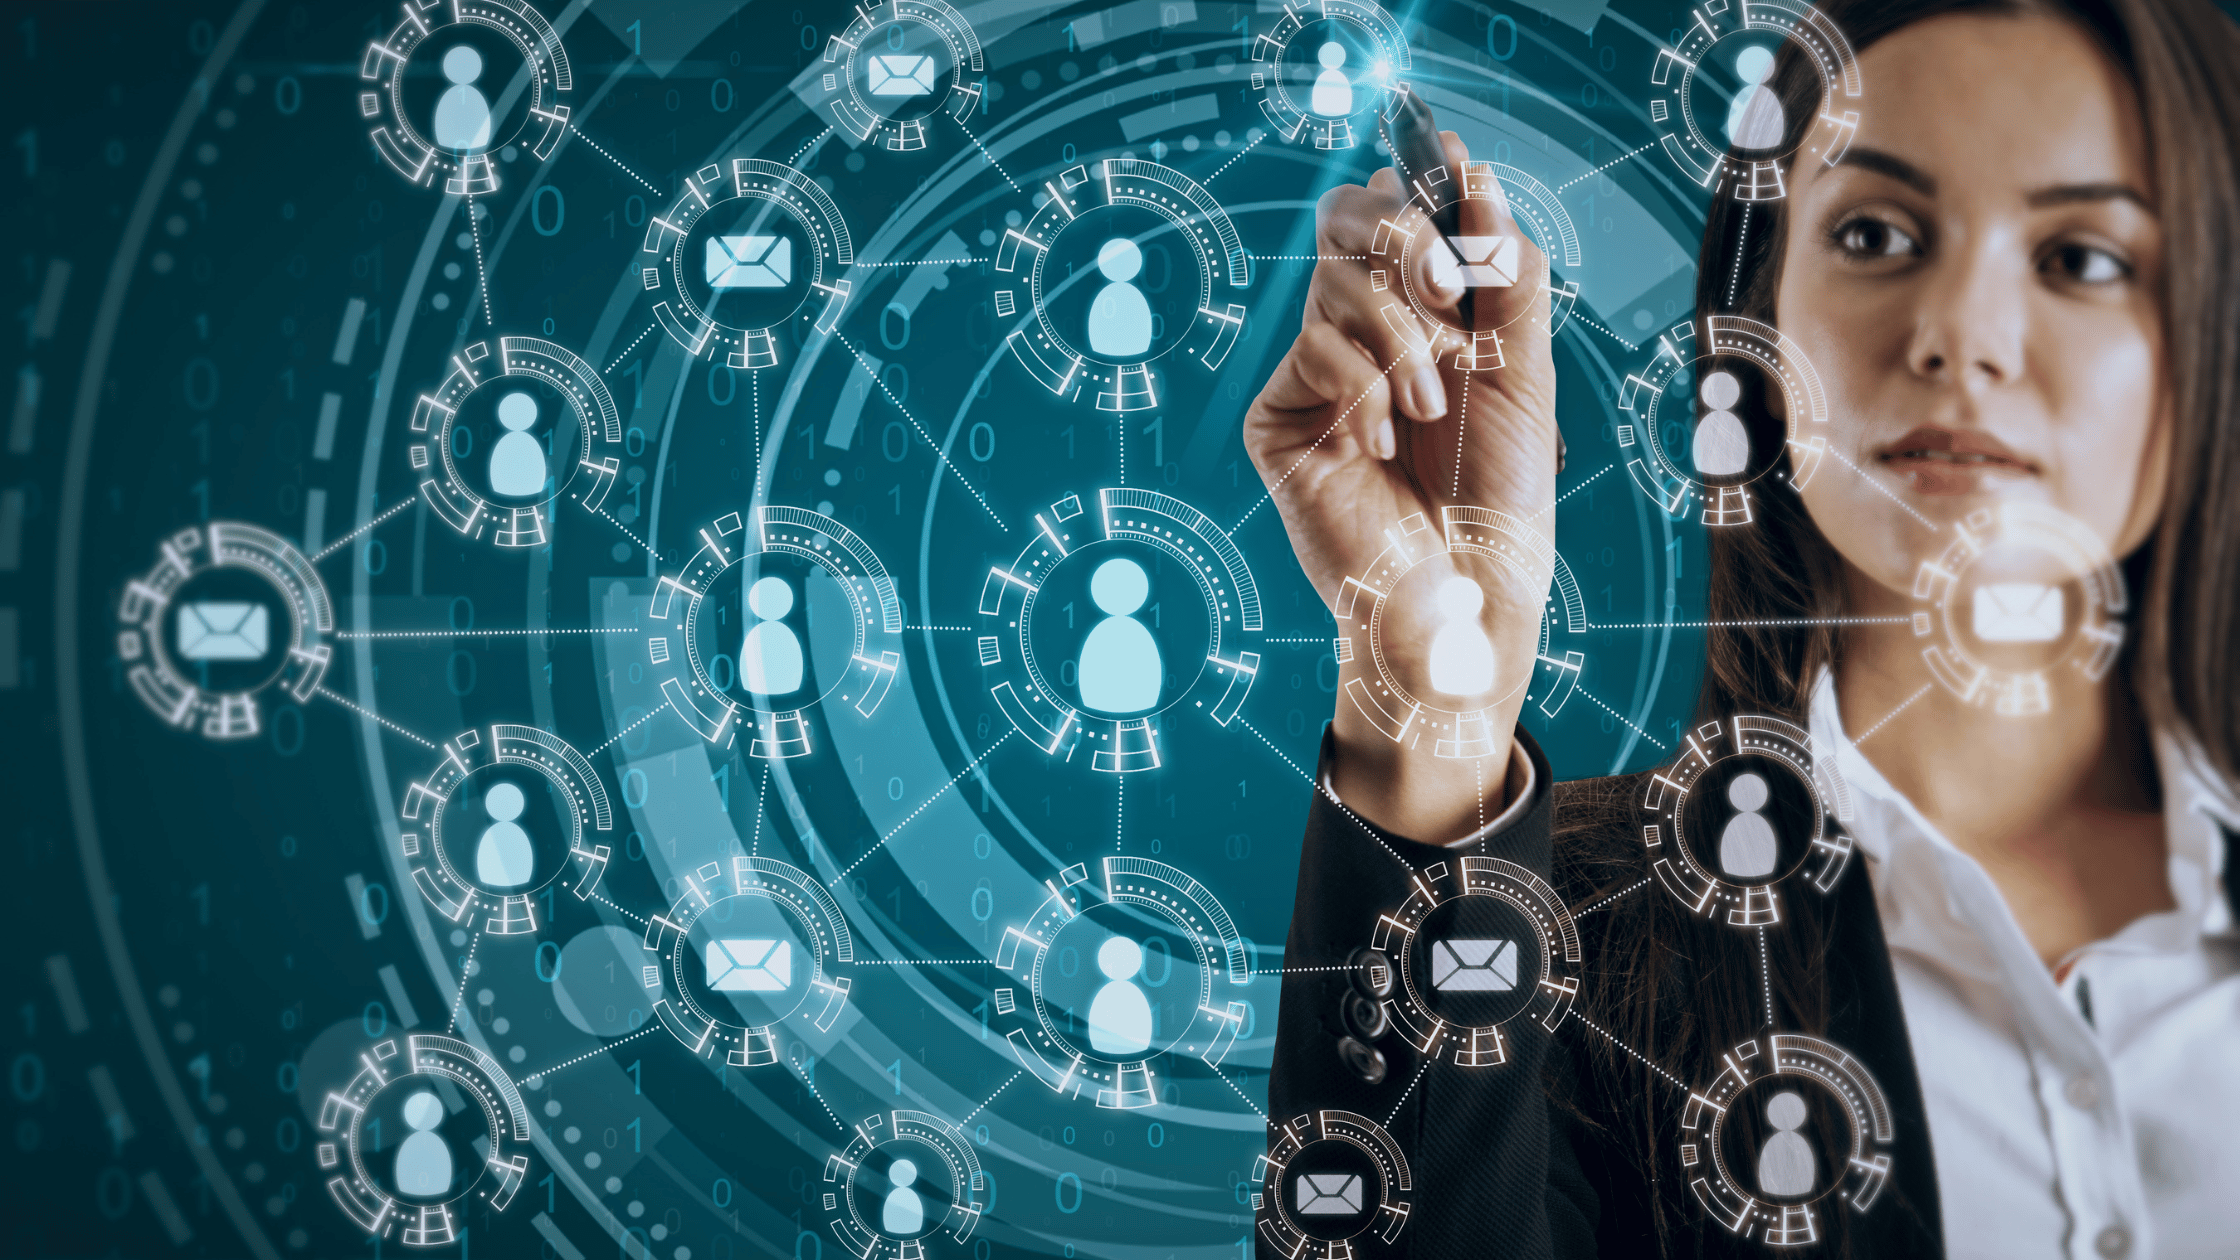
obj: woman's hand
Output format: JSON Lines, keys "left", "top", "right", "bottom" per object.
{"left": 1243, "top": 130, "right": 1562, "bottom": 840}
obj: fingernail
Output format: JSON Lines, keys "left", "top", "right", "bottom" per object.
{"left": 1376, "top": 418, "right": 1396, "bottom": 460}
{"left": 1419, "top": 368, "right": 1448, "bottom": 419}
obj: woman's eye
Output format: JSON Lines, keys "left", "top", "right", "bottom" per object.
{"left": 2044, "top": 242, "right": 2129, "bottom": 284}
{"left": 1833, "top": 216, "right": 1918, "bottom": 259}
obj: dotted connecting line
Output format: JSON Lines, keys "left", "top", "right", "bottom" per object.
{"left": 1573, "top": 877, "right": 1651, "bottom": 919}
{"left": 1526, "top": 462, "right": 1615, "bottom": 523}
{"left": 854, "top": 258, "right": 982, "bottom": 268}
{"left": 1569, "top": 311, "right": 1639, "bottom": 352}
{"left": 1203, "top": 130, "right": 1265, "bottom": 185}
{"left": 335, "top": 626, "right": 639, "bottom": 640}
{"left": 568, "top": 123, "right": 661, "bottom": 194}
{"left": 465, "top": 194, "right": 495, "bottom": 327}
{"left": 835, "top": 332, "right": 1007, "bottom": 530}
{"left": 795, "top": 1061, "right": 850, "bottom": 1133}
{"left": 591, "top": 701, "right": 671, "bottom": 757}
{"left": 1584, "top": 615, "right": 1913, "bottom": 631}
{"left": 604, "top": 322, "right": 659, "bottom": 375}
{"left": 315, "top": 685, "right": 438, "bottom": 749}
{"left": 906, "top": 624, "right": 973, "bottom": 632}
{"left": 1248, "top": 964, "right": 1358, "bottom": 976}
{"left": 854, "top": 958, "right": 994, "bottom": 965}
{"left": 1726, "top": 204, "right": 1752, "bottom": 310}
{"left": 311, "top": 499, "right": 415, "bottom": 563}
{"left": 1566, "top": 1010, "right": 1691, "bottom": 1091}
{"left": 750, "top": 762, "right": 769, "bottom": 857}
{"left": 1247, "top": 254, "right": 1368, "bottom": 262}
{"left": 960, "top": 1070, "right": 1021, "bottom": 1124}
{"left": 1556, "top": 141, "right": 1657, "bottom": 192}
{"left": 595, "top": 507, "right": 659, "bottom": 559}
{"left": 448, "top": 932, "right": 482, "bottom": 1034}
{"left": 592, "top": 892, "right": 649, "bottom": 927}
{"left": 1824, "top": 444, "right": 1941, "bottom": 532}
{"left": 1452, "top": 372, "right": 1471, "bottom": 498}
{"left": 1213, "top": 1065, "right": 1268, "bottom": 1122}
{"left": 1114, "top": 774, "right": 1124, "bottom": 855}
{"left": 1851, "top": 682, "right": 1935, "bottom": 747}
{"left": 523, "top": 1024, "right": 660, "bottom": 1086}
{"left": 1758, "top": 926, "right": 1774, "bottom": 1029}
{"left": 952, "top": 116, "right": 1021, "bottom": 192}
{"left": 1386, "top": 1059, "right": 1432, "bottom": 1126}
{"left": 1233, "top": 348, "right": 1412, "bottom": 530}
{"left": 839, "top": 730, "right": 1014, "bottom": 880}
{"left": 1261, "top": 637, "right": 1335, "bottom": 644}
{"left": 786, "top": 126, "right": 834, "bottom": 167}
{"left": 1238, "top": 718, "right": 1413, "bottom": 871}
{"left": 1574, "top": 685, "right": 1668, "bottom": 750}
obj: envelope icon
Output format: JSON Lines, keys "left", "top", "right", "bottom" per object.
{"left": 1295, "top": 1173, "right": 1363, "bottom": 1215}
{"left": 1972, "top": 583, "right": 2065, "bottom": 643}
{"left": 1429, "top": 235, "right": 1520, "bottom": 288}
{"left": 705, "top": 939, "right": 791, "bottom": 991}
{"left": 177, "top": 602, "right": 269, "bottom": 660}
{"left": 1430, "top": 938, "right": 1516, "bottom": 991}
{"left": 867, "top": 54, "right": 936, "bottom": 97}
{"left": 706, "top": 236, "right": 791, "bottom": 289}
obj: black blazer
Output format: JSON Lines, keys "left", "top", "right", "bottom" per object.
{"left": 1264, "top": 727, "right": 1947, "bottom": 1257}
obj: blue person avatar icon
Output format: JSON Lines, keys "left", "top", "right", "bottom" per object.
{"left": 432, "top": 46, "right": 494, "bottom": 151}
{"left": 742, "top": 576, "right": 805, "bottom": 696}
{"left": 1077, "top": 558, "right": 1161, "bottom": 714}
{"left": 1725, "top": 45, "right": 1785, "bottom": 150}
{"left": 1311, "top": 41, "right": 1353, "bottom": 117}
{"left": 1717, "top": 772, "right": 1778, "bottom": 880}
{"left": 1087, "top": 935, "right": 1154, "bottom": 1056}
{"left": 393, "top": 1090, "right": 453, "bottom": 1198}
{"left": 1692, "top": 369, "right": 1751, "bottom": 477}
{"left": 1757, "top": 1090, "right": 1817, "bottom": 1196}
{"left": 487, "top": 391, "right": 548, "bottom": 498}
{"left": 880, "top": 1158, "right": 926, "bottom": 1234}
{"left": 1086, "top": 239, "right": 1154, "bottom": 358}
{"left": 474, "top": 781, "right": 535, "bottom": 887}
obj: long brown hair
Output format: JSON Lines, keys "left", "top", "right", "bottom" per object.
{"left": 1556, "top": 0, "right": 2240, "bottom": 1250}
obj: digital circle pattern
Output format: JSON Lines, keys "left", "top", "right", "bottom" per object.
{"left": 1648, "top": 0, "right": 1861, "bottom": 200}
{"left": 1680, "top": 1034, "right": 1895, "bottom": 1247}
{"left": 994, "top": 159, "right": 1249, "bottom": 411}
{"left": 1254, "top": 1110, "right": 1414, "bottom": 1256}
{"left": 315, "top": 1034, "right": 531, "bottom": 1247}
{"left": 645, "top": 856, "right": 854, "bottom": 1068}
{"left": 398, "top": 724, "right": 615, "bottom": 936}
{"left": 1617, "top": 316, "right": 1829, "bottom": 527}
{"left": 820, "top": 0, "right": 987, "bottom": 153}
{"left": 1911, "top": 502, "right": 2127, "bottom": 717}
{"left": 117, "top": 521, "right": 334, "bottom": 741}
{"left": 1249, "top": 0, "right": 1411, "bottom": 151}
{"left": 1368, "top": 855, "right": 1580, "bottom": 1067}
{"left": 647, "top": 506, "right": 904, "bottom": 758}
{"left": 1641, "top": 715, "right": 1854, "bottom": 929}
{"left": 822, "top": 1110, "right": 986, "bottom": 1257}
{"left": 993, "top": 857, "right": 1254, "bottom": 1109}
{"left": 359, "top": 0, "right": 572, "bottom": 196}
{"left": 976, "top": 488, "right": 1260, "bottom": 773}
{"left": 642, "top": 158, "right": 854, "bottom": 371}
{"left": 1363, "top": 159, "right": 1583, "bottom": 369}
{"left": 408, "top": 336, "right": 622, "bottom": 548}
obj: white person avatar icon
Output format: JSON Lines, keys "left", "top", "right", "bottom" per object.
{"left": 393, "top": 1090, "right": 453, "bottom": 1198}
{"left": 1693, "top": 370, "right": 1751, "bottom": 478}
{"left": 475, "top": 781, "right": 536, "bottom": 887}
{"left": 1311, "top": 41, "right": 1353, "bottom": 117}
{"left": 1725, "top": 45, "right": 1785, "bottom": 151}
{"left": 1077, "top": 558, "right": 1161, "bottom": 713}
{"left": 487, "top": 391, "right": 548, "bottom": 497}
{"left": 1086, "top": 239, "right": 1153, "bottom": 358}
{"left": 432, "top": 46, "right": 495, "bottom": 152}
{"left": 1757, "top": 1090, "right": 1817, "bottom": 1197}
{"left": 1718, "top": 772, "right": 1779, "bottom": 880}
{"left": 1427, "top": 576, "right": 1495, "bottom": 696}
{"left": 881, "top": 1159, "right": 925, "bottom": 1234}
{"left": 741, "top": 576, "right": 805, "bottom": 696}
{"left": 1086, "top": 936, "right": 1154, "bottom": 1056}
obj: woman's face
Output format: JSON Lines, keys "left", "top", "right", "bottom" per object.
{"left": 1775, "top": 13, "right": 2169, "bottom": 596}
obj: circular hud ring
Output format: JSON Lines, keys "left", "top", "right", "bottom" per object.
{"left": 1254, "top": 1110, "right": 1414, "bottom": 1256}
{"left": 1618, "top": 316, "right": 1829, "bottom": 527}
{"left": 316, "top": 1034, "right": 530, "bottom": 1247}
{"left": 1680, "top": 1034, "right": 1895, "bottom": 1247}
{"left": 398, "top": 724, "right": 614, "bottom": 936}
{"left": 117, "top": 521, "right": 333, "bottom": 741}
{"left": 821, "top": 0, "right": 987, "bottom": 152}
{"left": 993, "top": 857, "right": 1254, "bottom": 1109}
{"left": 1912, "top": 502, "right": 2126, "bottom": 717}
{"left": 360, "top": 0, "right": 572, "bottom": 196}
{"left": 1648, "top": 0, "right": 1861, "bottom": 201}
{"left": 1249, "top": 0, "right": 1410, "bottom": 151}
{"left": 408, "top": 337, "right": 622, "bottom": 548}
{"left": 975, "top": 488, "right": 1260, "bottom": 774}
{"left": 643, "top": 158, "right": 854, "bottom": 370}
{"left": 1642, "top": 715, "right": 1854, "bottom": 929}
{"left": 994, "top": 159, "right": 1249, "bottom": 412}
{"left": 822, "top": 1111, "right": 986, "bottom": 1257}
{"left": 645, "top": 857, "right": 853, "bottom": 1068}
{"left": 647, "top": 506, "right": 904, "bottom": 759}
{"left": 1364, "top": 161, "right": 1583, "bottom": 369}
{"left": 1369, "top": 856, "right": 1580, "bottom": 1067}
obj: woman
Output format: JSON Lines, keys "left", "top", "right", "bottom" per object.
{"left": 1249, "top": 0, "right": 2240, "bottom": 1255}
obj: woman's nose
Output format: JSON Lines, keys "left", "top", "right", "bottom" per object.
{"left": 1904, "top": 234, "right": 2028, "bottom": 390}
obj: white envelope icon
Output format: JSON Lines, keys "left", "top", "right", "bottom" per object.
{"left": 1295, "top": 1173, "right": 1363, "bottom": 1216}
{"left": 1972, "top": 583, "right": 2065, "bottom": 643}
{"left": 177, "top": 602, "right": 269, "bottom": 660}
{"left": 705, "top": 939, "right": 791, "bottom": 991}
{"left": 1431, "top": 938, "right": 1516, "bottom": 991}
{"left": 1430, "top": 235, "right": 1520, "bottom": 288}
{"left": 706, "top": 236, "right": 791, "bottom": 289}
{"left": 867, "top": 54, "right": 936, "bottom": 97}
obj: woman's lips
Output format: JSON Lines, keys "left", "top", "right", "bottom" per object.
{"left": 1875, "top": 426, "right": 2037, "bottom": 495}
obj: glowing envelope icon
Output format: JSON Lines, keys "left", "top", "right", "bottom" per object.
{"left": 1972, "top": 583, "right": 2065, "bottom": 643}
{"left": 177, "top": 602, "right": 270, "bottom": 660}
{"left": 1430, "top": 235, "right": 1520, "bottom": 288}
{"left": 1294, "top": 1173, "right": 1363, "bottom": 1215}
{"left": 1430, "top": 938, "right": 1516, "bottom": 992}
{"left": 705, "top": 939, "right": 791, "bottom": 992}
{"left": 867, "top": 55, "right": 936, "bottom": 97}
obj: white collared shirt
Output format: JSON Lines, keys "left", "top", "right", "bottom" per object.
{"left": 1809, "top": 673, "right": 2240, "bottom": 1260}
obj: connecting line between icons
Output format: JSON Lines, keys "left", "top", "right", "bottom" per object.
{"left": 1527, "top": 462, "right": 1615, "bottom": 523}
{"left": 567, "top": 123, "right": 662, "bottom": 195}
{"left": 314, "top": 685, "right": 439, "bottom": 749}
{"left": 905, "top": 624, "right": 974, "bottom": 632}
{"left": 1567, "top": 311, "right": 1638, "bottom": 352}
{"left": 1236, "top": 717, "right": 1415, "bottom": 871}
{"left": 1850, "top": 682, "right": 1935, "bottom": 747}
{"left": 1583, "top": 615, "right": 1913, "bottom": 631}
{"left": 1115, "top": 774, "right": 1125, "bottom": 855}
{"left": 1453, "top": 372, "right": 1470, "bottom": 498}
{"left": 951, "top": 115, "right": 1021, "bottom": 192}
{"left": 1565, "top": 1009, "right": 1692, "bottom": 1092}
{"left": 960, "top": 1069, "right": 1022, "bottom": 1124}
{"left": 1824, "top": 444, "right": 1941, "bottom": 532}
{"left": 1202, "top": 130, "right": 1264, "bottom": 185}
{"left": 786, "top": 126, "right": 834, "bottom": 167}
{"left": 1572, "top": 877, "right": 1651, "bottom": 919}
{"left": 1572, "top": 685, "right": 1668, "bottom": 750}
{"left": 522, "top": 1024, "right": 662, "bottom": 1087}
{"left": 604, "top": 322, "right": 659, "bottom": 375}
{"left": 335, "top": 627, "right": 640, "bottom": 640}
{"left": 464, "top": 193, "right": 495, "bottom": 327}
{"left": 834, "top": 332, "right": 1007, "bottom": 530}
{"left": 591, "top": 700, "right": 672, "bottom": 757}
{"left": 1555, "top": 141, "right": 1657, "bottom": 192}
{"left": 750, "top": 762, "right": 769, "bottom": 857}
{"left": 1233, "top": 347, "right": 1414, "bottom": 531}
{"left": 1213, "top": 1065, "right": 1269, "bottom": 1123}
{"left": 594, "top": 506, "right": 659, "bottom": 559}
{"left": 1386, "top": 1060, "right": 1432, "bottom": 1126}
{"left": 591, "top": 892, "right": 648, "bottom": 928}
{"left": 792, "top": 1057, "right": 849, "bottom": 1132}
{"left": 311, "top": 499, "right": 415, "bottom": 563}
{"left": 448, "top": 932, "right": 482, "bottom": 1035}
{"left": 1758, "top": 926, "right": 1775, "bottom": 1029}
{"left": 1725, "top": 204, "right": 1751, "bottom": 310}
{"left": 836, "top": 730, "right": 1014, "bottom": 882}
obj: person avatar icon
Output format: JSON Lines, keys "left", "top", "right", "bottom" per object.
{"left": 1087, "top": 936, "right": 1155, "bottom": 1056}
{"left": 1717, "top": 772, "right": 1779, "bottom": 880}
{"left": 1692, "top": 369, "right": 1751, "bottom": 478}
{"left": 487, "top": 391, "right": 548, "bottom": 498}
{"left": 1725, "top": 45, "right": 1785, "bottom": 151}
{"left": 741, "top": 576, "right": 805, "bottom": 696}
{"left": 393, "top": 1090, "right": 454, "bottom": 1198}
{"left": 1756, "top": 1090, "right": 1818, "bottom": 1197}
{"left": 475, "top": 781, "right": 536, "bottom": 887}
{"left": 1427, "top": 576, "right": 1495, "bottom": 696}
{"left": 1310, "top": 41, "right": 1354, "bottom": 117}
{"left": 1077, "top": 558, "right": 1161, "bottom": 714}
{"left": 432, "top": 45, "right": 495, "bottom": 152}
{"left": 1086, "top": 238, "right": 1153, "bottom": 358}
{"left": 880, "top": 1158, "right": 926, "bottom": 1235}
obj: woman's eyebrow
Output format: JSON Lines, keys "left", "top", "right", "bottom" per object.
{"left": 2025, "top": 181, "right": 2151, "bottom": 210}
{"left": 1831, "top": 147, "right": 1936, "bottom": 196}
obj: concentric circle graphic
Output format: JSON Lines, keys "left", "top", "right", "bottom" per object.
{"left": 1680, "top": 1034, "right": 1895, "bottom": 1246}
{"left": 1641, "top": 715, "right": 1854, "bottom": 928}
{"left": 1618, "top": 316, "right": 1830, "bottom": 527}
{"left": 360, "top": 0, "right": 572, "bottom": 196}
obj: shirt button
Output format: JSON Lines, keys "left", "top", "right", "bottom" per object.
{"left": 2065, "top": 1075, "right": 2100, "bottom": 1110}
{"left": 2094, "top": 1225, "right": 2131, "bottom": 1258}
